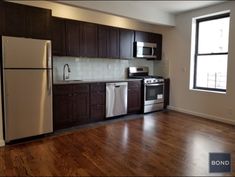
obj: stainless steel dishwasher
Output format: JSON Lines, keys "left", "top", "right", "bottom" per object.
{"left": 106, "top": 82, "right": 128, "bottom": 118}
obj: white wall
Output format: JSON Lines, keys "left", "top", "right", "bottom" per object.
{"left": 10, "top": 0, "right": 170, "bottom": 34}
{"left": 59, "top": 1, "right": 175, "bottom": 26}
{"left": 166, "top": 1, "right": 235, "bottom": 124}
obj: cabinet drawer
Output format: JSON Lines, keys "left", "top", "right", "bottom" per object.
{"left": 90, "top": 83, "right": 105, "bottom": 92}
{"left": 53, "top": 85, "right": 73, "bottom": 95}
{"left": 73, "top": 84, "right": 89, "bottom": 93}
{"left": 128, "top": 81, "right": 141, "bottom": 90}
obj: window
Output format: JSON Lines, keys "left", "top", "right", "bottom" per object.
{"left": 193, "top": 13, "right": 230, "bottom": 92}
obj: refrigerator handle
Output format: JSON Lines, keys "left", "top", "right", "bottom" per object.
{"left": 46, "top": 41, "right": 52, "bottom": 94}
{"left": 46, "top": 41, "right": 52, "bottom": 69}
{"left": 47, "top": 69, "right": 52, "bottom": 95}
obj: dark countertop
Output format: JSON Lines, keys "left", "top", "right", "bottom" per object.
{"left": 53, "top": 78, "right": 142, "bottom": 85}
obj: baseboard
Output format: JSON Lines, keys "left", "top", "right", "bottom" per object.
{"left": 0, "top": 139, "right": 5, "bottom": 147}
{"left": 168, "top": 105, "right": 235, "bottom": 125}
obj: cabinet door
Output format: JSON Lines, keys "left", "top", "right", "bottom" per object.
{"left": 108, "top": 27, "right": 119, "bottom": 59}
{"left": 156, "top": 34, "right": 162, "bottom": 60}
{"left": 51, "top": 17, "right": 66, "bottom": 56}
{"left": 120, "top": 28, "right": 134, "bottom": 59}
{"left": 135, "top": 31, "right": 156, "bottom": 43}
{"left": 128, "top": 81, "right": 142, "bottom": 113}
{"left": 73, "top": 84, "right": 90, "bottom": 124}
{"left": 53, "top": 85, "right": 73, "bottom": 130}
{"left": 65, "top": 20, "right": 80, "bottom": 57}
{"left": 0, "top": 1, "right": 4, "bottom": 35}
{"left": 53, "top": 94, "right": 73, "bottom": 130}
{"left": 164, "top": 78, "right": 170, "bottom": 109}
{"left": 90, "top": 105, "right": 105, "bottom": 122}
{"left": 98, "top": 25, "right": 108, "bottom": 58}
{"left": 90, "top": 83, "right": 105, "bottom": 122}
{"left": 73, "top": 93, "right": 90, "bottom": 124}
{"left": 4, "top": 2, "right": 27, "bottom": 37}
{"left": 27, "top": 6, "right": 52, "bottom": 39}
{"left": 80, "top": 22, "right": 98, "bottom": 57}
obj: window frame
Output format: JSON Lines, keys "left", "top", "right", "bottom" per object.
{"left": 193, "top": 13, "right": 230, "bottom": 92}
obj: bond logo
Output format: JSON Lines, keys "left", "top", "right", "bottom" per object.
{"left": 209, "top": 153, "right": 231, "bottom": 173}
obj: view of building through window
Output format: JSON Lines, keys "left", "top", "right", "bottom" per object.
{"left": 194, "top": 13, "right": 230, "bottom": 92}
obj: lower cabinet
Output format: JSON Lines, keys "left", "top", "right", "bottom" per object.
{"left": 53, "top": 83, "right": 105, "bottom": 130}
{"left": 164, "top": 78, "right": 170, "bottom": 109}
{"left": 90, "top": 83, "right": 106, "bottom": 122}
{"left": 53, "top": 84, "right": 90, "bottom": 130}
{"left": 127, "top": 80, "right": 142, "bottom": 113}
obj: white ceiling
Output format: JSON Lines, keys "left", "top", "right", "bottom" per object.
{"left": 58, "top": 1, "right": 225, "bottom": 26}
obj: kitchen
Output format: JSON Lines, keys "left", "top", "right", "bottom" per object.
{"left": 0, "top": 1, "right": 235, "bottom": 176}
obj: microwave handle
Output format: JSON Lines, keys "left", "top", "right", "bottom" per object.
{"left": 152, "top": 47, "right": 154, "bottom": 56}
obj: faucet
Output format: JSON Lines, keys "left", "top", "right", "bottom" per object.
{"left": 63, "top": 64, "right": 71, "bottom": 80}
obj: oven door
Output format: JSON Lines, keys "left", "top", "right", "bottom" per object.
{"left": 144, "top": 83, "right": 164, "bottom": 105}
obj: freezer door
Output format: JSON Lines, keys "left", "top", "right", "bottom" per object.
{"left": 2, "top": 36, "right": 51, "bottom": 69}
{"left": 4, "top": 69, "right": 53, "bottom": 142}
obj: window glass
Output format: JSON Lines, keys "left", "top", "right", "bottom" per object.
{"left": 196, "top": 55, "right": 227, "bottom": 89}
{"left": 198, "top": 17, "right": 230, "bottom": 54}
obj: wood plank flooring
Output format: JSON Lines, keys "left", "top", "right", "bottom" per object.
{"left": 0, "top": 111, "right": 235, "bottom": 176}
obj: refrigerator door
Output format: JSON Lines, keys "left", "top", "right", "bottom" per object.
{"left": 4, "top": 69, "right": 53, "bottom": 142}
{"left": 2, "top": 36, "right": 51, "bottom": 69}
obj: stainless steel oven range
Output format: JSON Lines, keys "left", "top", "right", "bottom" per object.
{"left": 128, "top": 67, "right": 164, "bottom": 113}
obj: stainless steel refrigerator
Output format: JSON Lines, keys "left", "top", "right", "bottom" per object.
{"left": 2, "top": 36, "right": 53, "bottom": 142}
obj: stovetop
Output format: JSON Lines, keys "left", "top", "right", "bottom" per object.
{"left": 129, "top": 75, "right": 164, "bottom": 84}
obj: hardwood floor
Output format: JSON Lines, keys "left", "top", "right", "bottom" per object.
{"left": 0, "top": 111, "right": 235, "bottom": 176}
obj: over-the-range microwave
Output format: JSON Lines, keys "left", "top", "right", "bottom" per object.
{"left": 134, "top": 41, "right": 157, "bottom": 59}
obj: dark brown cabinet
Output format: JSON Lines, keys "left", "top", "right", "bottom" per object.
{"left": 3, "top": 2, "right": 51, "bottom": 39}
{"left": 53, "top": 85, "right": 73, "bottom": 130}
{"left": 51, "top": 17, "right": 66, "bottom": 56}
{"left": 135, "top": 31, "right": 162, "bottom": 60}
{"left": 3, "top": 2, "right": 26, "bottom": 37}
{"left": 73, "top": 84, "right": 90, "bottom": 124}
{"left": 27, "top": 6, "right": 51, "bottom": 39}
{"left": 65, "top": 20, "right": 80, "bottom": 57}
{"left": 0, "top": 1, "right": 5, "bottom": 35}
{"left": 90, "top": 83, "right": 105, "bottom": 122}
{"left": 164, "top": 78, "right": 170, "bottom": 109}
{"left": 53, "top": 84, "right": 90, "bottom": 130}
{"left": 109, "top": 27, "right": 120, "bottom": 58}
{"left": 80, "top": 22, "right": 98, "bottom": 57}
{"left": 128, "top": 80, "right": 142, "bottom": 113}
{"left": 98, "top": 25, "right": 119, "bottom": 58}
{"left": 119, "top": 28, "right": 134, "bottom": 59}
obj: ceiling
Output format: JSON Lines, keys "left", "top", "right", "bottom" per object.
{"left": 58, "top": 1, "right": 225, "bottom": 26}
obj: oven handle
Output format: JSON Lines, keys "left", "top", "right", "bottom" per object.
{"left": 145, "top": 83, "right": 164, "bottom": 86}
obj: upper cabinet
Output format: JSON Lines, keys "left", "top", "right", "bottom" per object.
{"left": 0, "top": 2, "right": 4, "bottom": 35}
{"left": 3, "top": 2, "right": 26, "bottom": 37}
{"left": 3, "top": 2, "right": 52, "bottom": 39}
{"left": 135, "top": 31, "right": 162, "bottom": 60}
{"left": 65, "top": 19, "right": 80, "bottom": 57}
{"left": 98, "top": 25, "right": 119, "bottom": 59}
{"left": 120, "top": 28, "right": 134, "bottom": 59}
{"left": 27, "top": 6, "right": 51, "bottom": 39}
{"left": 80, "top": 22, "right": 98, "bottom": 58}
{"left": 51, "top": 17, "right": 66, "bottom": 56}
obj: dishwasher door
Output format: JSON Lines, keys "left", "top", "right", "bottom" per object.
{"left": 106, "top": 82, "right": 128, "bottom": 118}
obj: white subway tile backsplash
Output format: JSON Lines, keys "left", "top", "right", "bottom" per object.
{"left": 53, "top": 57, "right": 154, "bottom": 81}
